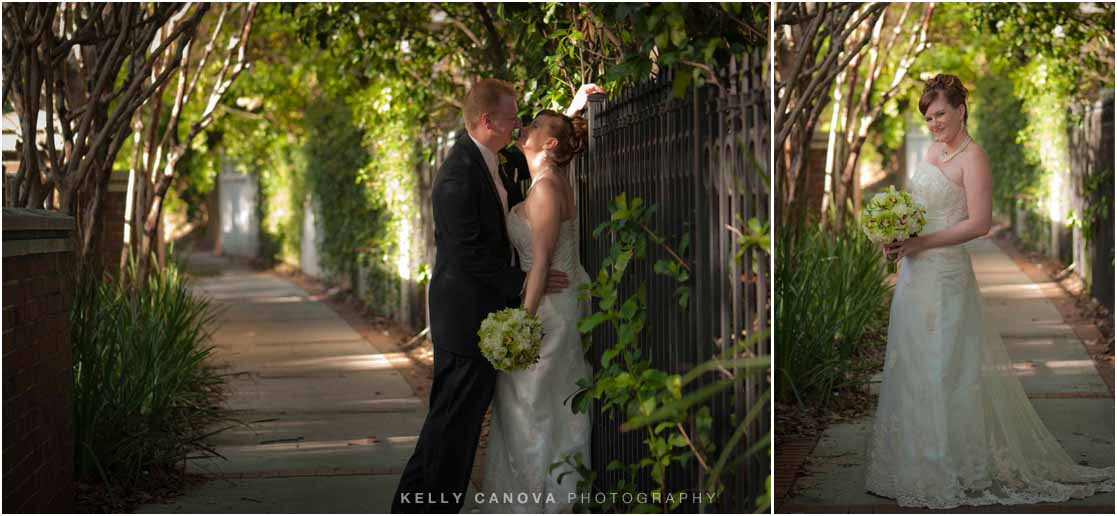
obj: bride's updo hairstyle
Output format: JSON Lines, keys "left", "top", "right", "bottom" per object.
{"left": 536, "top": 109, "right": 588, "bottom": 166}
{"left": 919, "top": 74, "right": 969, "bottom": 124}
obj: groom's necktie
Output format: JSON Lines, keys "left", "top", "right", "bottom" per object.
{"left": 481, "top": 155, "right": 515, "bottom": 266}
{"left": 488, "top": 164, "right": 509, "bottom": 216}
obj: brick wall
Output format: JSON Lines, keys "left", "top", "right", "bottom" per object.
{"left": 2, "top": 208, "right": 76, "bottom": 513}
{"left": 801, "top": 133, "right": 830, "bottom": 224}
{"left": 99, "top": 170, "right": 128, "bottom": 276}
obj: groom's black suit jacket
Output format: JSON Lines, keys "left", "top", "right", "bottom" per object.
{"left": 428, "top": 133, "right": 530, "bottom": 357}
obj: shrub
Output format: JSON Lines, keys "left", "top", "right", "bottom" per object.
{"left": 774, "top": 222, "right": 891, "bottom": 406}
{"left": 71, "top": 262, "right": 224, "bottom": 483}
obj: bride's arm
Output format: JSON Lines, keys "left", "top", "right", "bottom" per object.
{"left": 890, "top": 148, "right": 993, "bottom": 260}
{"left": 565, "top": 84, "right": 605, "bottom": 117}
{"left": 522, "top": 180, "right": 563, "bottom": 316}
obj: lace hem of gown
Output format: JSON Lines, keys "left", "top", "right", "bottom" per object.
{"left": 866, "top": 438, "right": 1115, "bottom": 509}
{"left": 866, "top": 472, "right": 1114, "bottom": 510}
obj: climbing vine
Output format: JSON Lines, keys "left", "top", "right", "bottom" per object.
{"left": 555, "top": 194, "right": 770, "bottom": 513}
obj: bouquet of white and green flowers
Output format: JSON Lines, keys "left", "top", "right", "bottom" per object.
{"left": 477, "top": 308, "right": 544, "bottom": 372}
{"left": 861, "top": 185, "right": 927, "bottom": 273}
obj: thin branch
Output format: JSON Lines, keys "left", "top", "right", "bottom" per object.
{"left": 680, "top": 59, "right": 724, "bottom": 93}
{"left": 472, "top": 2, "right": 506, "bottom": 73}
{"left": 642, "top": 224, "right": 691, "bottom": 272}
{"left": 184, "top": 2, "right": 229, "bottom": 101}
{"left": 443, "top": 13, "right": 482, "bottom": 48}
{"left": 676, "top": 422, "right": 711, "bottom": 471}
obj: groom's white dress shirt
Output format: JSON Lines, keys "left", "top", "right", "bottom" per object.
{"left": 469, "top": 133, "right": 520, "bottom": 273}
{"left": 470, "top": 134, "right": 509, "bottom": 215}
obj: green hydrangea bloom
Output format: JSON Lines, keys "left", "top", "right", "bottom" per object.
{"left": 477, "top": 308, "right": 544, "bottom": 371}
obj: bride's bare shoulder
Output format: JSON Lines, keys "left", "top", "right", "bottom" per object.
{"left": 959, "top": 143, "right": 991, "bottom": 184}
{"left": 961, "top": 142, "right": 989, "bottom": 168}
{"left": 524, "top": 177, "right": 564, "bottom": 219}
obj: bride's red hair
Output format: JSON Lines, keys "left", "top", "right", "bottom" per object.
{"left": 919, "top": 74, "right": 969, "bottom": 124}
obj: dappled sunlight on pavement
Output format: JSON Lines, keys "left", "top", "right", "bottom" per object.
{"left": 137, "top": 252, "right": 424, "bottom": 514}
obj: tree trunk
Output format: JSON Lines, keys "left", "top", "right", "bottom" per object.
{"left": 127, "top": 3, "right": 257, "bottom": 283}
{"left": 774, "top": 2, "right": 888, "bottom": 231}
{"left": 3, "top": 3, "right": 210, "bottom": 276}
{"left": 832, "top": 3, "right": 934, "bottom": 227}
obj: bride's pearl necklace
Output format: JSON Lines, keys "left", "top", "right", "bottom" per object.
{"left": 940, "top": 135, "right": 971, "bottom": 163}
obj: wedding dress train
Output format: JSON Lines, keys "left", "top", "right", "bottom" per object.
{"left": 865, "top": 160, "right": 1114, "bottom": 509}
{"left": 479, "top": 201, "right": 592, "bottom": 513}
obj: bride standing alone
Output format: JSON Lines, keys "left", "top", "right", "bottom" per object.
{"left": 865, "top": 74, "right": 1114, "bottom": 509}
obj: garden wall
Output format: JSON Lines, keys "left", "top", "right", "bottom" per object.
{"left": 2, "top": 208, "right": 76, "bottom": 513}
{"left": 216, "top": 161, "right": 260, "bottom": 259}
{"left": 1070, "top": 93, "right": 1114, "bottom": 311}
{"left": 1011, "top": 93, "right": 1114, "bottom": 311}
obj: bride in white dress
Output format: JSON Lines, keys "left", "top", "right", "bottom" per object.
{"left": 480, "top": 109, "right": 593, "bottom": 513}
{"left": 865, "top": 74, "right": 1114, "bottom": 509}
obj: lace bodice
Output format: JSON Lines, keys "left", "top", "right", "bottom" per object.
{"left": 910, "top": 161, "right": 968, "bottom": 234}
{"left": 506, "top": 203, "right": 582, "bottom": 278}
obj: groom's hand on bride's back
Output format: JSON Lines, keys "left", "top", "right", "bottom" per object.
{"left": 544, "top": 269, "right": 569, "bottom": 294}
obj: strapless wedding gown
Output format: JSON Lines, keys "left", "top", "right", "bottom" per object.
{"left": 864, "top": 160, "right": 1114, "bottom": 508}
{"left": 479, "top": 202, "right": 592, "bottom": 513}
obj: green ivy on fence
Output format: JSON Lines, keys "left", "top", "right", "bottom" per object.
{"left": 554, "top": 194, "right": 771, "bottom": 513}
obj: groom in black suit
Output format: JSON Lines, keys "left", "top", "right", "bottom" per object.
{"left": 391, "top": 79, "right": 566, "bottom": 513}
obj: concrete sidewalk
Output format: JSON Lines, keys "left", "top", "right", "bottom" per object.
{"left": 781, "top": 237, "right": 1115, "bottom": 513}
{"left": 137, "top": 255, "right": 426, "bottom": 513}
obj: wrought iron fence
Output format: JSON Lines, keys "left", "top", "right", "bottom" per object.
{"left": 570, "top": 48, "right": 770, "bottom": 513}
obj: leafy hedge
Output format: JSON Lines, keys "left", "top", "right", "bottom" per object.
{"left": 71, "top": 262, "right": 224, "bottom": 483}
{"left": 774, "top": 223, "right": 891, "bottom": 407}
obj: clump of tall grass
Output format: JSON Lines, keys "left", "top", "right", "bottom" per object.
{"left": 71, "top": 260, "right": 225, "bottom": 483}
{"left": 774, "top": 221, "right": 892, "bottom": 407}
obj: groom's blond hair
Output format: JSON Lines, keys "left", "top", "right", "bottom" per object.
{"left": 463, "top": 79, "right": 516, "bottom": 130}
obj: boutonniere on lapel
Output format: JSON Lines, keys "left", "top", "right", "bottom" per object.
{"left": 498, "top": 153, "right": 512, "bottom": 179}
{"left": 498, "top": 152, "right": 518, "bottom": 182}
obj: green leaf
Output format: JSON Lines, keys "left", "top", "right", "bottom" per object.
{"left": 703, "top": 37, "right": 722, "bottom": 62}
{"left": 681, "top": 355, "right": 770, "bottom": 386}
{"left": 578, "top": 312, "right": 611, "bottom": 334}
{"left": 613, "top": 249, "right": 633, "bottom": 275}
{"left": 620, "top": 296, "right": 640, "bottom": 320}
{"left": 599, "top": 290, "right": 617, "bottom": 311}
{"left": 667, "top": 375, "right": 682, "bottom": 398}
{"left": 615, "top": 192, "right": 628, "bottom": 211}
{"left": 672, "top": 69, "right": 692, "bottom": 98}
{"left": 675, "top": 285, "right": 691, "bottom": 310}
{"left": 617, "top": 322, "right": 637, "bottom": 347}
{"left": 668, "top": 12, "right": 687, "bottom": 47}
{"left": 707, "top": 389, "right": 770, "bottom": 490}
{"left": 640, "top": 369, "right": 670, "bottom": 386}
{"left": 621, "top": 378, "right": 734, "bottom": 431}
{"left": 601, "top": 347, "right": 620, "bottom": 367}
